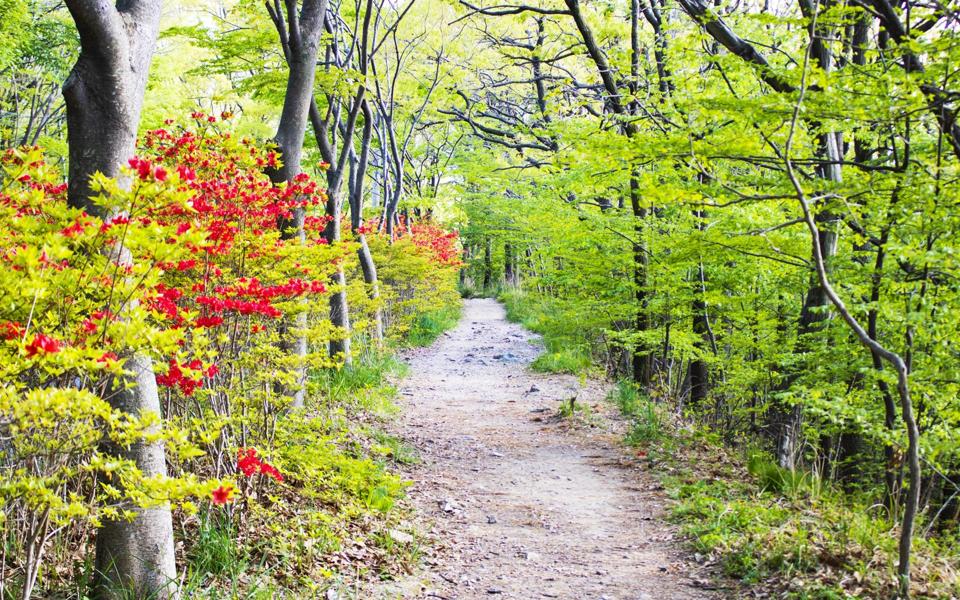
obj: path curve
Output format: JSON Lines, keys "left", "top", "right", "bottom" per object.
{"left": 377, "top": 299, "right": 717, "bottom": 600}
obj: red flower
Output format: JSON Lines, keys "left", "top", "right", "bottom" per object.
{"left": 154, "top": 166, "right": 168, "bottom": 182}
{"left": 25, "top": 333, "right": 60, "bottom": 357}
{"left": 81, "top": 318, "right": 98, "bottom": 334}
{"left": 176, "top": 165, "right": 196, "bottom": 182}
{"left": 97, "top": 352, "right": 119, "bottom": 364}
{"left": 1, "top": 322, "right": 24, "bottom": 341}
{"left": 237, "top": 448, "right": 261, "bottom": 476}
{"left": 211, "top": 484, "right": 234, "bottom": 505}
{"left": 236, "top": 448, "right": 283, "bottom": 481}
{"left": 260, "top": 463, "right": 284, "bottom": 482}
{"left": 195, "top": 315, "right": 224, "bottom": 328}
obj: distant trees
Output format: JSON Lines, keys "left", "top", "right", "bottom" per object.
{"left": 450, "top": 1, "right": 960, "bottom": 596}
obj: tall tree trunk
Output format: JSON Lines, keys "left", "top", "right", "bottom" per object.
{"left": 350, "top": 98, "right": 384, "bottom": 347}
{"left": 630, "top": 172, "right": 652, "bottom": 388}
{"left": 772, "top": 0, "right": 843, "bottom": 470}
{"left": 504, "top": 242, "right": 516, "bottom": 286}
{"left": 482, "top": 238, "right": 493, "bottom": 291}
{"left": 266, "top": 0, "right": 329, "bottom": 408}
{"left": 325, "top": 188, "right": 353, "bottom": 362}
{"left": 688, "top": 262, "right": 710, "bottom": 407}
{"left": 93, "top": 359, "right": 177, "bottom": 599}
{"left": 62, "top": 3, "right": 177, "bottom": 597}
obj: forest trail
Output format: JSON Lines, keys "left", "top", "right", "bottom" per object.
{"left": 375, "top": 299, "right": 717, "bottom": 600}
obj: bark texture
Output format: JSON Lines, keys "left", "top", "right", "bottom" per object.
{"left": 93, "top": 356, "right": 177, "bottom": 600}
{"left": 61, "top": 2, "right": 177, "bottom": 598}
{"left": 266, "top": 0, "right": 330, "bottom": 405}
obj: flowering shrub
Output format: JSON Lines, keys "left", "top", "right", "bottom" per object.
{"left": 0, "top": 119, "right": 463, "bottom": 597}
{"left": 409, "top": 221, "right": 463, "bottom": 267}
{"left": 361, "top": 222, "right": 462, "bottom": 342}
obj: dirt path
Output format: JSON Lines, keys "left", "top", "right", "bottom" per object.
{"left": 376, "top": 299, "right": 717, "bottom": 600}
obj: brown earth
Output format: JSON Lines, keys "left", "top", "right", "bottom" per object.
{"left": 371, "top": 298, "right": 720, "bottom": 600}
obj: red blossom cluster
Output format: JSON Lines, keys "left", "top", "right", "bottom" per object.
{"left": 211, "top": 483, "right": 234, "bottom": 505}
{"left": 354, "top": 217, "right": 462, "bottom": 267}
{"left": 237, "top": 448, "right": 283, "bottom": 482}
{"left": 1, "top": 321, "right": 24, "bottom": 341}
{"left": 409, "top": 222, "right": 462, "bottom": 267}
{"left": 155, "top": 357, "right": 217, "bottom": 397}
{"left": 25, "top": 333, "right": 60, "bottom": 357}
{"left": 214, "top": 277, "right": 326, "bottom": 299}
{"left": 128, "top": 124, "right": 337, "bottom": 339}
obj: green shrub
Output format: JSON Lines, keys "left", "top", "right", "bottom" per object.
{"left": 609, "top": 380, "right": 665, "bottom": 444}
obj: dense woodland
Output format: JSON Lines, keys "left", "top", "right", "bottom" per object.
{"left": 1, "top": 0, "right": 960, "bottom": 598}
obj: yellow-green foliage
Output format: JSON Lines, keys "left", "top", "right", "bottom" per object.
{"left": 0, "top": 136, "right": 463, "bottom": 597}
{"left": 365, "top": 233, "right": 461, "bottom": 345}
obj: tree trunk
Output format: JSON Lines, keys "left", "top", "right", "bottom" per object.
{"left": 482, "top": 238, "right": 493, "bottom": 291}
{"left": 325, "top": 189, "right": 353, "bottom": 363}
{"left": 357, "top": 234, "right": 383, "bottom": 345}
{"left": 349, "top": 99, "right": 384, "bottom": 347}
{"left": 266, "top": 0, "right": 329, "bottom": 408}
{"left": 772, "top": 2, "right": 843, "bottom": 470}
{"left": 504, "top": 242, "right": 516, "bottom": 286}
{"left": 630, "top": 172, "right": 652, "bottom": 389}
{"left": 61, "top": 3, "right": 177, "bottom": 598}
{"left": 93, "top": 357, "right": 177, "bottom": 600}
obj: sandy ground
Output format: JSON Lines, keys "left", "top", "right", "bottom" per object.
{"left": 373, "top": 299, "right": 718, "bottom": 600}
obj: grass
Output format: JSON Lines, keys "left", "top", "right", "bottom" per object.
{"left": 372, "top": 430, "right": 420, "bottom": 466}
{"left": 608, "top": 380, "right": 666, "bottom": 446}
{"left": 458, "top": 280, "right": 502, "bottom": 299}
{"left": 406, "top": 305, "right": 461, "bottom": 347}
{"left": 636, "top": 428, "right": 958, "bottom": 598}
{"left": 501, "top": 289, "right": 595, "bottom": 374}
{"left": 600, "top": 380, "right": 960, "bottom": 598}
{"left": 312, "top": 351, "right": 408, "bottom": 414}
{"left": 531, "top": 345, "right": 593, "bottom": 373}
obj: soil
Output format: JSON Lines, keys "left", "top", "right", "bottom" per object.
{"left": 373, "top": 298, "right": 719, "bottom": 600}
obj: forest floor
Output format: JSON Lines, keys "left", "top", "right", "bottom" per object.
{"left": 372, "top": 299, "right": 719, "bottom": 599}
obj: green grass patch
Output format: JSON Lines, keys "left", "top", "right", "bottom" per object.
{"left": 406, "top": 305, "right": 461, "bottom": 347}
{"left": 649, "top": 432, "right": 960, "bottom": 598}
{"left": 458, "top": 280, "right": 502, "bottom": 299}
{"left": 501, "top": 289, "right": 596, "bottom": 374}
{"left": 608, "top": 380, "right": 666, "bottom": 445}
{"left": 531, "top": 346, "right": 592, "bottom": 373}
{"left": 311, "top": 352, "right": 408, "bottom": 414}
{"left": 372, "top": 430, "right": 420, "bottom": 466}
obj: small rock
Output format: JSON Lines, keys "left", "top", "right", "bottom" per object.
{"left": 388, "top": 529, "right": 414, "bottom": 544}
{"left": 486, "top": 514, "right": 497, "bottom": 524}
{"left": 528, "top": 385, "right": 540, "bottom": 393}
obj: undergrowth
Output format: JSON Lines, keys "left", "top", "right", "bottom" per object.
{"left": 178, "top": 322, "right": 457, "bottom": 597}
{"left": 500, "top": 290, "right": 593, "bottom": 374}
{"left": 604, "top": 380, "right": 960, "bottom": 599}
{"left": 406, "top": 306, "right": 461, "bottom": 347}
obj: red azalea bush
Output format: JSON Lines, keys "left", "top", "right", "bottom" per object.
{"left": 0, "top": 116, "right": 464, "bottom": 596}
{"left": 358, "top": 218, "right": 463, "bottom": 341}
